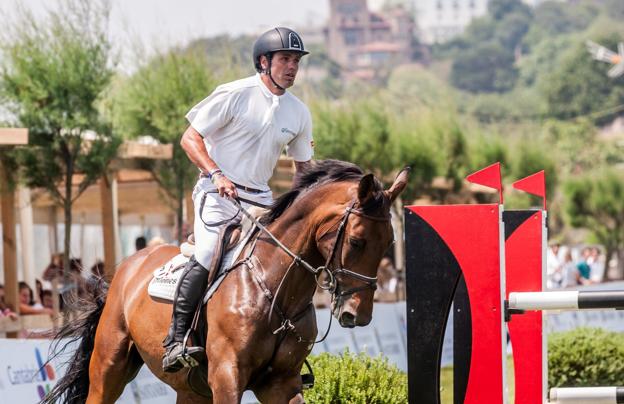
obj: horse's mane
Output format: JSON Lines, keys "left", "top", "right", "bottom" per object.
{"left": 261, "top": 159, "right": 364, "bottom": 224}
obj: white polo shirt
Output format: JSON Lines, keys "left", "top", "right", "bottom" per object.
{"left": 186, "top": 73, "right": 313, "bottom": 191}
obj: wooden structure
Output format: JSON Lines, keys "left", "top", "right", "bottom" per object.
{"left": 0, "top": 314, "right": 54, "bottom": 334}
{"left": 48, "top": 141, "right": 172, "bottom": 278}
{"left": 1, "top": 129, "right": 28, "bottom": 337}
{"left": 99, "top": 141, "right": 172, "bottom": 277}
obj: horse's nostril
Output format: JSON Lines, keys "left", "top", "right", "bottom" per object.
{"left": 340, "top": 312, "right": 356, "bottom": 328}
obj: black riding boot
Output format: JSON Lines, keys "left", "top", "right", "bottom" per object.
{"left": 162, "top": 256, "right": 209, "bottom": 373}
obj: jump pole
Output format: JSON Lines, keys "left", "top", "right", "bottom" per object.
{"left": 508, "top": 290, "right": 624, "bottom": 311}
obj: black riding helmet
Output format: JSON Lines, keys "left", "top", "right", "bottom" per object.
{"left": 253, "top": 27, "right": 309, "bottom": 90}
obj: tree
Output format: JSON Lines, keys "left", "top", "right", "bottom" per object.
{"left": 509, "top": 141, "right": 557, "bottom": 208}
{"left": 112, "top": 50, "right": 222, "bottom": 243}
{"left": 541, "top": 118, "right": 600, "bottom": 175}
{"left": 311, "top": 97, "right": 438, "bottom": 190}
{"left": 386, "top": 64, "right": 455, "bottom": 112}
{"left": 0, "top": 0, "right": 119, "bottom": 281}
{"left": 447, "top": 0, "right": 532, "bottom": 93}
{"left": 187, "top": 34, "right": 254, "bottom": 79}
{"left": 488, "top": 0, "right": 531, "bottom": 21}
{"left": 522, "top": 0, "right": 596, "bottom": 49}
{"left": 451, "top": 42, "right": 518, "bottom": 93}
{"left": 517, "top": 35, "right": 575, "bottom": 88}
{"left": 564, "top": 169, "right": 624, "bottom": 280}
{"left": 543, "top": 34, "right": 624, "bottom": 124}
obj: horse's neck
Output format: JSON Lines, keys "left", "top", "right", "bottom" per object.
{"left": 254, "top": 203, "right": 326, "bottom": 316}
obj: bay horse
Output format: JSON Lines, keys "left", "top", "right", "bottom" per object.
{"left": 43, "top": 160, "right": 408, "bottom": 404}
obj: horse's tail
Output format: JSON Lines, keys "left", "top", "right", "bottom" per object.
{"left": 41, "top": 276, "right": 109, "bottom": 404}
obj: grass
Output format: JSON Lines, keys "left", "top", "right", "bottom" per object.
{"left": 439, "top": 356, "right": 515, "bottom": 403}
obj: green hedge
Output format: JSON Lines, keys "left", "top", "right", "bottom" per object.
{"left": 549, "top": 327, "right": 624, "bottom": 387}
{"left": 304, "top": 351, "right": 407, "bottom": 403}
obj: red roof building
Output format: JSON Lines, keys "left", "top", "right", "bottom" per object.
{"left": 325, "top": 0, "right": 415, "bottom": 77}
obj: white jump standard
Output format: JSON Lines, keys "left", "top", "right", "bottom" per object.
{"left": 507, "top": 291, "right": 624, "bottom": 311}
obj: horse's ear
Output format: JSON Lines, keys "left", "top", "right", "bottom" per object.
{"left": 385, "top": 167, "right": 410, "bottom": 203}
{"left": 358, "top": 173, "right": 377, "bottom": 205}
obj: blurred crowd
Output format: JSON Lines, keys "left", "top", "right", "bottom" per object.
{"left": 5, "top": 240, "right": 604, "bottom": 323}
{"left": 3, "top": 235, "right": 406, "bottom": 327}
{"left": 547, "top": 244, "right": 606, "bottom": 289}
{"left": 0, "top": 235, "right": 167, "bottom": 327}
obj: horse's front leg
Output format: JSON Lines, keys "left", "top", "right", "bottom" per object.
{"left": 253, "top": 373, "right": 305, "bottom": 404}
{"left": 207, "top": 348, "right": 251, "bottom": 404}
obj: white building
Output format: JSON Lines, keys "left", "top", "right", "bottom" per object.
{"left": 415, "top": 0, "right": 489, "bottom": 44}
{"left": 412, "top": 0, "right": 557, "bottom": 44}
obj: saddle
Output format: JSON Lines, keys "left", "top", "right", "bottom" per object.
{"left": 147, "top": 205, "right": 265, "bottom": 302}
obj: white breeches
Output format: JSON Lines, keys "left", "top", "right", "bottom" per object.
{"left": 192, "top": 184, "right": 273, "bottom": 269}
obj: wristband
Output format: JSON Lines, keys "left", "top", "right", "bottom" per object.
{"left": 207, "top": 168, "right": 222, "bottom": 179}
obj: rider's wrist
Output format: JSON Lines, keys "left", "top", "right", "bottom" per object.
{"left": 210, "top": 170, "right": 224, "bottom": 183}
{"left": 206, "top": 168, "right": 222, "bottom": 179}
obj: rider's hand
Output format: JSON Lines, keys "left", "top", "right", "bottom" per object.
{"left": 213, "top": 173, "right": 238, "bottom": 199}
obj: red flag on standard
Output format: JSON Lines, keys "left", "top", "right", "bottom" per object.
{"left": 512, "top": 170, "right": 546, "bottom": 209}
{"left": 466, "top": 162, "right": 503, "bottom": 203}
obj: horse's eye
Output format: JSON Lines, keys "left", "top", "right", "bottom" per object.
{"left": 349, "top": 237, "right": 366, "bottom": 249}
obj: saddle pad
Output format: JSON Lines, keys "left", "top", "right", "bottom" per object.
{"left": 147, "top": 226, "right": 257, "bottom": 303}
{"left": 147, "top": 254, "right": 189, "bottom": 301}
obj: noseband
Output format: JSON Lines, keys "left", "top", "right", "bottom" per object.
{"left": 318, "top": 201, "right": 390, "bottom": 303}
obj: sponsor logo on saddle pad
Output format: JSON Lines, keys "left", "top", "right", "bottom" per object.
{"left": 148, "top": 254, "right": 189, "bottom": 301}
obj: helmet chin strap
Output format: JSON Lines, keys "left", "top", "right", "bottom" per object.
{"left": 264, "top": 53, "right": 285, "bottom": 92}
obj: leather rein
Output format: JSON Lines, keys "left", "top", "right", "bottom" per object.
{"left": 230, "top": 197, "right": 390, "bottom": 343}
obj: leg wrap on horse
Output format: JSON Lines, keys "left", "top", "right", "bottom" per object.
{"left": 163, "top": 256, "right": 209, "bottom": 347}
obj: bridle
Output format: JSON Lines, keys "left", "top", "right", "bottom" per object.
{"left": 318, "top": 200, "right": 390, "bottom": 305}
{"left": 231, "top": 197, "right": 391, "bottom": 320}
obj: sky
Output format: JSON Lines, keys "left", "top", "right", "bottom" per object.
{"left": 3, "top": 0, "right": 384, "bottom": 56}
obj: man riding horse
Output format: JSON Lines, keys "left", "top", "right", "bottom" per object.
{"left": 162, "top": 27, "right": 314, "bottom": 372}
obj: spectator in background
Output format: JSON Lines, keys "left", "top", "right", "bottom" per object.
{"left": 375, "top": 257, "right": 398, "bottom": 302}
{"left": 547, "top": 243, "right": 563, "bottom": 289}
{"left": 42, "top": 253, "right": 64, "bottom": 281}
{"left": 135, "top": 236, "right": 147, "bottom": 252}
{"left": 41, "top": 290, "right": 54, "bottom": 310}
{"left": 35, "top": 279, "right": 43, "bottom": 304}
{"left": 576, "top": 248, "right": 593, "bottom": 284}
{"left": 18, "top": 282, "right": 53, "bottom": 316}
{"left": 561, "top": 251, "right": 581, "bottom": 288}
{"left": 0, "top": 284, "right": 18, "bottom": 319}
{"left": 588, "top": 247, "right": 605, "bottom": 283}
